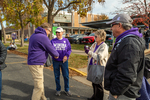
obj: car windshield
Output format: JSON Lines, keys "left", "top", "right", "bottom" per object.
{"left": 89, "top": 33, "right": 95, "bottom": 36}
{"left": 106, "top": 34, "right": 111, "bottom": 37}
{"left": 70, "top": 35, "right": 77, "bottom": 37}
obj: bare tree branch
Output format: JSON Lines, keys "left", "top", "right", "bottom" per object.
{"left": 53, "top": 0, "right": 81, "bottom": 17}
{"left": 43, "top": 0, "right": 48, "bottom": 8}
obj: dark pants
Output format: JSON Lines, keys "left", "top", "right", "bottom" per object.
{"left": 145, "top": 37, "right": 150, "bottom": 49}
{"left": 91, "top": 83, "right": 104, "bottom": 100}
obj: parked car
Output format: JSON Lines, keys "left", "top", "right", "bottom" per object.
{"left": 84, "top": 32, "right": 91, "bottom": 36}
{"left": 81, "top": 31, "right": 114, "bottom": 45}
{"left": 66, "top": 34, "right": 87, "bottom": 44}
{"left": 81, "top": 33, "right": 95, "bottom": 44}
{"left": 105, "top": 34, "right": 113, "bottom": 45}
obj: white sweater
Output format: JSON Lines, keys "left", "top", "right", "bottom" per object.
{"left": 87, "top": 42, "right": 109, "bottom": 67}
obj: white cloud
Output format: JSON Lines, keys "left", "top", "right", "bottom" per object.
{"left": 92, "top": 0, "right": 126, "bottom": 19}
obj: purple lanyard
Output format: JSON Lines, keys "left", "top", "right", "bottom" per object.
{"left": 89, "top": 42, "right": 104, "bottom": 65}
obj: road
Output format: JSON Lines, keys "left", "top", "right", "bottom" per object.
{"left": 1, "top": 53, "right": 110, "bottom": 100}
{"left": 1, "top": 53, "right": 94, "bottom": 100}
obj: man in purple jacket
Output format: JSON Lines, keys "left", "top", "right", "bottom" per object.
{"left": 51, "top": 27, "right": 72, "bottom": 97}
{"left": 28, "top": 23, "right": 59, "bottom": 100}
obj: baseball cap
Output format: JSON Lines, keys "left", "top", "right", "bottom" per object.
{"left": 106, "top": 14, "right": 133, "bottom": 24}
{"left": 56, "top": 27, "right": 63, "bottom": 32}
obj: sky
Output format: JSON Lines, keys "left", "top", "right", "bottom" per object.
{"left": 92, "top": 0, "right": 127, "bottom": 19}
{"left": 1, "top": 0, "right": 128, "bottom": 29}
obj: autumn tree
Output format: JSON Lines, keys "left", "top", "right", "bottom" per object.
{"left": 42, "top": 0, "right": 105, "bottom": 39}
{"left": 3, "top": 0, "right": 46, "bottom": 47}
{"left": 0, "top": 0, "right": 7, "bottom": 43}
{"left": 94, "top": 13, "right": 109, "bottom": 21}
{"left": 114, "top": 0, "right": 150, "bottom": 26}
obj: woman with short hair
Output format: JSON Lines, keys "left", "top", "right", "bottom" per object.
{"left": 84, "top": 29, "right": 109, "bottom": 100}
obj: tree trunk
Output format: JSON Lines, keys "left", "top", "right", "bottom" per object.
{"left": 28, "top": 23, "right": 31, "bottom": 38}
{"left": 0, "top": 22, "right": 6, "bottom": 43}
{"left": 32, "top": 25, "right": 35, "bottom": 34}
{"left": 21, "top": 27, "right": 24, "bottom": 47}
{"left": 18, "top": 29, "right": 20, "bottom": 40}
{"left": 48, "top": 10, "right": 53, "bottom": 40}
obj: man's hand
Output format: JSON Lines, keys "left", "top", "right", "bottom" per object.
{"left": 63, "top": 56, "right": 67, "bottom": 63}
{"left": 113, "top": 95, "right": 118, "bottom": 99}
{"left": 54, "top": 56, "right": 59, "bottom": 59}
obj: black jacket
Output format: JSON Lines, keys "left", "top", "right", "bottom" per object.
{"left": 104, "top": 36, "right": 145, "bottom": 98}
{"left": 0, "top": 41, "right": 7, "bottom": 70}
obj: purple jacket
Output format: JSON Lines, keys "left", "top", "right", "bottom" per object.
{"left": 28, "top": 27, "right": 59, "bottom": 65}
{"left": 12, "top": 33, "right": 16, "bottom": 40}
{"left": 51, "top": 37, "right": 72, "bottom": 61}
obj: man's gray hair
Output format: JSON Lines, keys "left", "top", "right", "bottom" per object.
{"left": 40, "top": 23, "right": 51, "bottom": 29}
{"left": 121, "top": 23, "right": 132, "bottom": 30}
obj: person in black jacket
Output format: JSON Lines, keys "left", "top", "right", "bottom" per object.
{"left": 104, "top": 14, "right": 145, "bottom": 100}
{"left": 0, "top": 40, "right": 7, "bottom": 99}
{"left": 143, "top": 26, "right": 150, "bottom": 49}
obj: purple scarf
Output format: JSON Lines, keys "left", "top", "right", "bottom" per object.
{"left": 89, "top": 42, "right": 104, "bottom": 65}
{"left": 113, "top": 27, "right": 143, "bottom": 50}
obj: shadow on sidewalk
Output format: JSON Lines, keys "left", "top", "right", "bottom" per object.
{"left": 2, "top": 80, "right": 32, "bottom": 100}
{"left": 1, "top": 80, "right": 87, "bottom": 100}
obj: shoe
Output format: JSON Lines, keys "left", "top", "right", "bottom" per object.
{"left": 47, "top": 98, "right": 50, "bottom": 100}
{"left": 55, "top": 91, "right": 61, "bottom": 96}
{"left": 65, "top": 91, "right": 72, "bottom": 96}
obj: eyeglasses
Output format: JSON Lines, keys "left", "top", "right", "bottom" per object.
{"left": 111, "top": 23, "right": 119, "bottom": 27}
{"left": 47, "top": 28, "right": 51, "bottom": 32}
{"left": 56, "top": 32, "right": 60, "bottom": 33}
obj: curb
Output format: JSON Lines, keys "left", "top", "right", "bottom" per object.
{"left": 8, "top": 50, "right": 88, "bottom": 77}
{"left": 145, "top": 49, "right": 150, "bottom": 55}
{"left": 69, "top": 67, "right": 87, "bottom": 76}
{"left": 16, "top": 50, "right": 28, "bottom": 55}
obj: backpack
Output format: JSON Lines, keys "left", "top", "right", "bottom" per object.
{"left": 44, "top": 54, "right": 52, "bottom": 67}
{"left": 145, "top": 30, "right": 150, "bottom": 37}
{"left": 125, "top": 36, "right": 150, "bottom": 79}
{"left": 136, "top": 77, "right": 150, "bottom": 100}
{"left": 144, "top": 57, "right": 150, "bottom": 79}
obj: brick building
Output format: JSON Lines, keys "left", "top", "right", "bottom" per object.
{"left": 5, "top": 11, "right": 101, "bottom": 39}
{"left": 54, "top": 11, "right": 99, "bottom": 35}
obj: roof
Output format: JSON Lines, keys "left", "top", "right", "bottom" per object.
{"left": 80, "top": 19, "right": 112, "bottom": 29}
{"left": 81, "top": 18, "right": 147, "bottom": 29}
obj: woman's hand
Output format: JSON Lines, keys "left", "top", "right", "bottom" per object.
{"left": 54, "top": 56, "right": 58, "bottom": 59}
{"left": 63, "top": 56, "right": 67, "bottom": 63}
{"left": 84, "top": 45, "right": 90, "bottom": 54}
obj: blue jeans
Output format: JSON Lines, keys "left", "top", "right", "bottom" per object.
{"left": 0, "top": 71, "right": 2, "bottom": 99}
{"left": 52, "top": 60, "right": 69, "bottom": 92}
{"left": 145, "top": 38, "right": 150, "bottom": 49}
{"left": 6, "top": 47, "right": 11, "bottom": 50}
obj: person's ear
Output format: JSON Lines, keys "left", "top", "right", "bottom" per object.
{"left": 119, "top": 23, "right": 120, "bottom": 27}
